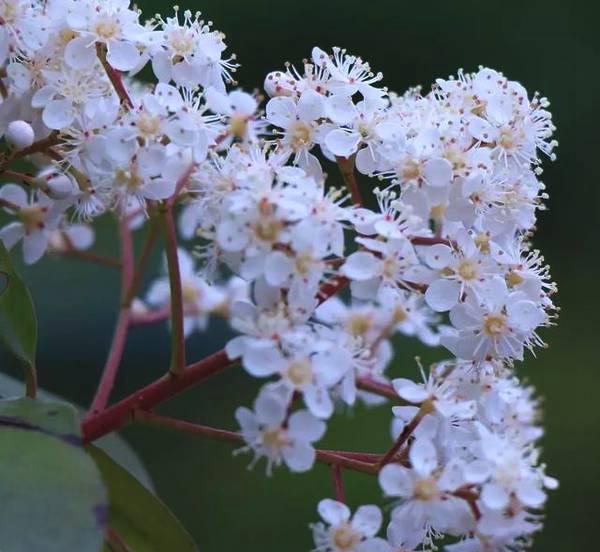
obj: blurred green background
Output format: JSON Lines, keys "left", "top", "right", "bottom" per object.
{"left": 2, "top": 0, "right": 598, "bottom": 550}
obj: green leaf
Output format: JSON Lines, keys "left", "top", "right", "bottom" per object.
{"left": 0, "top": 242, "right": 37, "bottom": 369}
{"left": 88, "top": 446, "right": 198, "bottom": 552}
{"left": 0, "top": 371, "right": 154, "bottom": 491}
{"left": 0, "top": 398, "right": 107, "bottom": 552}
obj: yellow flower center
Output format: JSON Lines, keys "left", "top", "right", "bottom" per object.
{"left": 288, "top": 121, "right": 312, "bottom": 150}
{"left": 413, "top": 477, "right": 439, "bottom": 501}
{"left": 483, "top": 314, "right": 507, "bottom": 337}
{"left": 287, "top": 360, "right": 312, "bottom": 387}
{"left": 458, "top": 260, "right": 478, "bottom": 280}
{"left": 332, "top": 523, "right": 361, "bottom": 550}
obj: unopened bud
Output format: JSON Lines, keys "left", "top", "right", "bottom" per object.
{"left": 5, "top": 120, "right": 35, "bottom": 150}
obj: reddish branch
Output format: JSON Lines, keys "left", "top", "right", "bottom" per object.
{"left": 336, "top": 155, "right": 362, "bottom": 205}
{"left": 85, "top": 218, "right": 134, "bottom": 416}
{"left": 160, "top": 205, "right": 186, "bottom": 375}
{"left": 81, "top": 350, "right": 233, "bottom": 443}
{"left": 96, "top": 43, "right": 133, "bottom": 108}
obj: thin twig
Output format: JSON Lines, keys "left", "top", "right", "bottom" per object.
{"left": 160, "top": 204, "right": 186, "bottom": 375}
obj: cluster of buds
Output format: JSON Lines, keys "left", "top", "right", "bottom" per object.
{"left": 0, "top": 1, "right": 559, "bottom": 551}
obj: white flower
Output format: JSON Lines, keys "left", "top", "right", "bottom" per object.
{"left": 145, "top": 249, "right": 225, "bottom": 337}
{"left": 379, "top": 438, "right": 472, "bottom": 536}
{"left": 311, "top": 499, "right": 387, "bottom": 552}
{"left": 441, "top": 277, "right": 546, "bottom": 361}
{"left": 64, "top": 0, "right": 148, "bottom": 72}
{"left": 0, "top": 184, "right": 64, "bottom": 264}
{"left": 235, "top": 390, "right": 325, "bottom": 474}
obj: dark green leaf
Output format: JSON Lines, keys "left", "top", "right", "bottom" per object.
{"left": 0, "top": 242, "right": 37, "bottom": 368}
{"left": 89, "top": 446, "right": 198, "bottom": 552}
{"left": 0, "top": 398, "right": 107, "bottom": 552}
{"left": 0, "top": 371, "right": 154, "bottom": 490}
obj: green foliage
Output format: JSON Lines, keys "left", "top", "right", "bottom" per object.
{"left": 89, "top": 446, "right": 199, "bottom": 552}
{"left": 0, "top": 242, "right": 37, "bottom": 370}
{"left": 0, "top": 398, "right": 107, "bottom": 552}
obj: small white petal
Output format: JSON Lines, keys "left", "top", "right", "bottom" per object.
{"left": 425, "top": 279, "right": 461, "bottom": 312}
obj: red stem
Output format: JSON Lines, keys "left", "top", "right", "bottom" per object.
{"left": 356, "top": 377, "right": 399, "bottom": 401}
{"left": 160, "top": 205, "right": 186, "bottom": 375}
{"left": 133, "top": 411, "right": 379, "bottom": 475}
{"left": 331, "top": 465, "right": 345, "bottom": 502}
{"left": 336, "top": 155, "right": 362, "bottom": 205}
{"left": 82, "top": 271, "right": 353, "bottom": 442}
{"left": 85, "top": 219, "right": 134, "bottom": 416}
{"left": 81, "top": 350, "right": 233, "bottom": 443}
{"left": 379, "top": 403, "right": 431, "bottom": 467}
{"left": 96, "top": 43, "right": 133, "bottom": 108}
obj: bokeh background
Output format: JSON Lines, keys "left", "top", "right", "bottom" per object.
{"left": 2, "top": 0, "right": 598, "bottom": 550}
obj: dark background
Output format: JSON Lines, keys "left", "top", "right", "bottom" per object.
{"left": 2, "top": 0, "right": 598, "bottom": 550}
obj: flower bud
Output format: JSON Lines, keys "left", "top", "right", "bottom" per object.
{"left": 5, "top": 120, "right": 35, "bottom": 150}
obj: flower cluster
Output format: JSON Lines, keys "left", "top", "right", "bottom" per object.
{"left": 0, "top": 1, "right": 559, "bottom": 550}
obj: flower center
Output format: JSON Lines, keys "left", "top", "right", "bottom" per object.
{"left": 483, "top": 314, "right": 507, "bottom": 337}
{"left": 498, "top": 127, "right": 515, "bottom": 149}
{"left": 288, "top": 121, "right": 312, "bottom": 150}
{"left": 136, "top": 111, "right": 162, "bottom": 139}
{"left": 401, "top": 159, "right": 421, "bottom": 181}
{"left": 115, "top": 168, "right": 142, "bottom": 192}
{"left": 253, "top": 218, "right": 282, "bottom": 243}
{"left": 167, "top": 29, "right": 195, "bottom": 57}
{"left": 413, "top": 477, "right": 439, "bottom": 501}
{"left": 346, "top": 314, "right": 372, "bottom": 337}
{"left": 94, "top": 16, "right": 121, "bottom": 40}
{"left": 19, "top": 206, "right": 47, "bottom": 234}
{"left": 229, "top": 114, "right": 248, "bottom": 138}
{"left": 430, "top": 204, "right": 446, "bottom": 221}
{"left": 458, "top": 260, "right": 478, "bottom": 280}
{"left": 332, "top": 523, "right": 361, "bottom": 550}
{"left": 182, "top": 281, "right": 200, "bottom": 306}
{"left": 261, "top": 428, "right": 288, "bottom": 450}
{"left": 506, "top": 270, "right": 524, "bottom": 288}
{"left": 286, "top": 360, "right": 312, "bottom": 387}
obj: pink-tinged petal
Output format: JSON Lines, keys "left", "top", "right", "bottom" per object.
{"left": 425, "top": 278, "right": 461, "bottom": 312}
